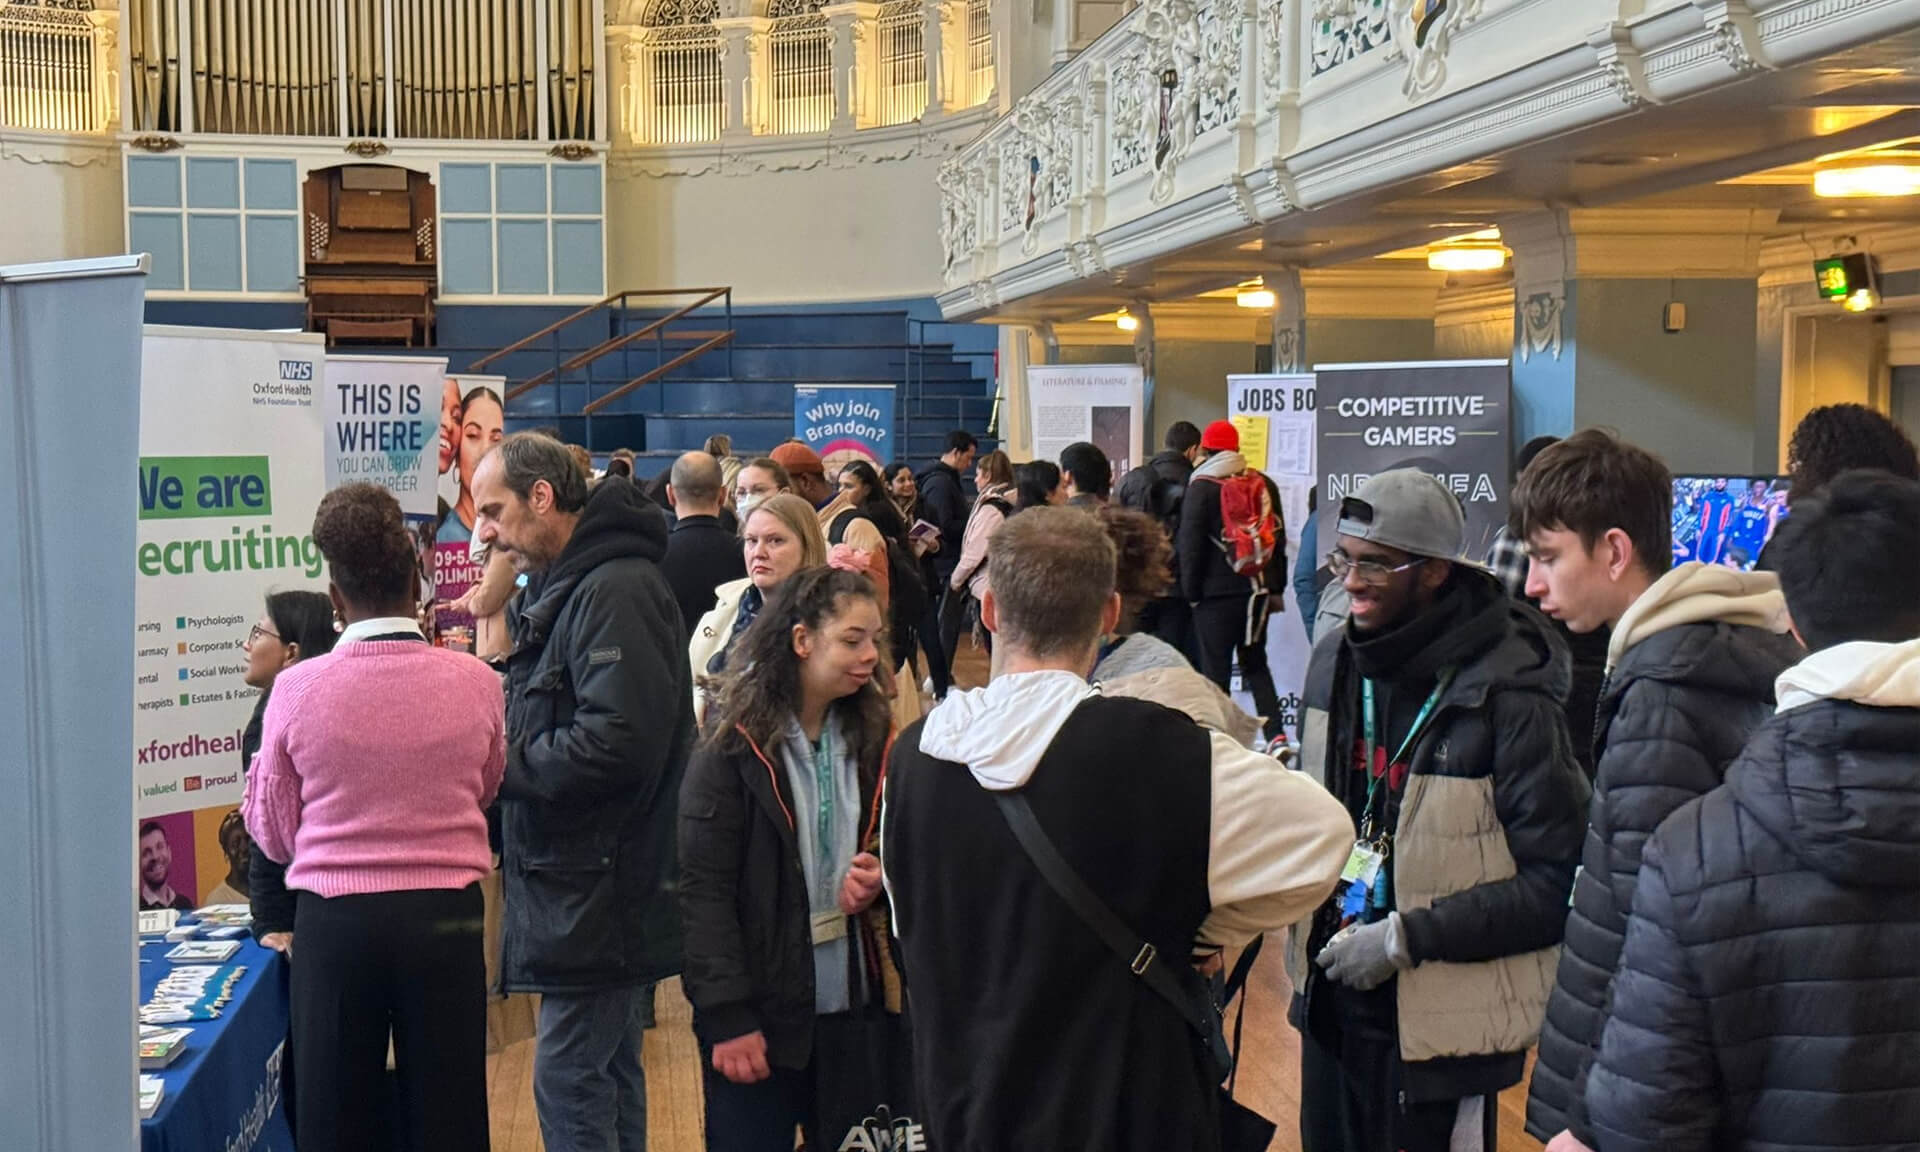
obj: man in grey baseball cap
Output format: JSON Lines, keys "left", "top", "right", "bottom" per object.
{"left": 1288, "top": 467, "right": 1588, "bottom": 1152}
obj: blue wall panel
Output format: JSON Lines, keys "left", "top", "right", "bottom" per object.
{"left": 245, "top": 216, "right": 300, "bottom": 292}
{"left": 442, "top": 219, "right": 495, "bottom": 294}
{"left": 129, "top": 213, "right": 184, "bottom": 290}
{"left": 551, "top": 220, "right": 603, "bottom": 296}
{"left": 187, "top": 214, "right": 243, "bottom": 292}
{"left": 496, "top": 165, "right": 547, "bottom": 214}
{"left": 186, "top": 158, "right": 240, "bottom": 209}
{"left": 244, "top": 159, "right": 297, "bottom": 210}
{"left": 442, "top": 163, "right": 492, "bottom": 213}
{"left": 126, "top": 156, "right": 181, "bottom": 208}
{"left": 551, "top": 165, "right": 602, "bottom": 215}
{"left": 497, "top": 220, "right": 549, "bottom": 294}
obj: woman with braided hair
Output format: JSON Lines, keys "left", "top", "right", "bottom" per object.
{"left": 241, "top": 481, "right": 504, "bottom": 1152}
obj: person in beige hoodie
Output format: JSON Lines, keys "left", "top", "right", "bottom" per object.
{"left": 1509, "top": 430, "right": 1805, "bottom": 1152}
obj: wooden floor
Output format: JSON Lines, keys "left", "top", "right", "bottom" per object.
{"left": 486, "top": 643, "right": 1547, "bottom": 1152}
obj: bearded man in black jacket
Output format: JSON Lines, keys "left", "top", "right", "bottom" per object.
{"left": 1587, "top": 469, "right": 1920, "bottom": 1152}
{"left": 472, "top": 433, "right": 694, "bottom": 1152}
{"left": 1289, "top": 469, "right": 1588, "bottom": 1152}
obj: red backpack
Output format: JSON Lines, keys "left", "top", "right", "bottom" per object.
{"left": 1213, "top": 470, "right": 1279, "bottom": 577}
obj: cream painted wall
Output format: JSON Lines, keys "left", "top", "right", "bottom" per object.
{"left": 0, "top": 133, "right": 123, "bottom": 267}
{"left": 605, "top": 149, "right": 952, "bottom": 305}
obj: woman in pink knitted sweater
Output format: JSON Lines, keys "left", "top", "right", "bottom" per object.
{"left": 242, "top": 482, "right": 505, "bottom": 1152}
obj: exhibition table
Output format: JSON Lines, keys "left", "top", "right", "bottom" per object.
{"left": 139, "top": 936, "right": 292, "bottom": 1152}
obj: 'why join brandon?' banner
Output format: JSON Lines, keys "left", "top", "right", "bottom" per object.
{"left": 134, "top": 328, "right": 327, "bottom": 911}
{"left": 795, "top": 384, "right": 895, "bottom": 473}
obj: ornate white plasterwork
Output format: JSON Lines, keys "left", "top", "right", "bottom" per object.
{"left": 1695, "top": 0, "right": 1769, "bottom": 74}
{"left": 1519, "top": 288, "right": 1563, "bottom": 363}
{"left": 938, "top": 157, "right": 976, "bottom": 277}
{"left": 1386, "top": 0, "right": 1482, "bottom": 101}
{"left": 608, "top": 109, "right": 984, "bottom": 178}
{"left": 1308, "top": 0, "right": 1389, "bottom": 77}
{"left": 1142, "top": 0, "right": 1240, "bottom": 203}
{"left": 1108, "top": 48, "right": 1150, "bottom": 177}
{"left": 1261, "top": 0, "right": 1287, "bottom": 107}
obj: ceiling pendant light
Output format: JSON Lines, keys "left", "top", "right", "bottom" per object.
{"left": 1235, "top": 278, "right": 1277, "bottom": 310}
{"left": 1813, "top": 155, "right": 1920, "bottom": 199}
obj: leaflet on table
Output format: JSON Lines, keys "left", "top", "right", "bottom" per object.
{"left": 167, "top": 939, "right": 241, "bottom": 963}
{"left": 140, "top": 1027, "right": 193, "bottom": 1069}
{"left": 143, "top": 962, "right": 249, "bottom": 1024}
{"left": 140, "top": 1075, "right": 165, "bottom": 1119}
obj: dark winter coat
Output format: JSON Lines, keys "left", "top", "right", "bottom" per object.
{"left": 242, "top": 692, "right": 296, "bottom": 939}
{"left": 1290, "top": 567, "right": 1589, "bottom": 1103}
{"left": 678, "top": 726, "right": 894, "bottom": 1068}
{"left": 1526, "top": 617, "right": 1802, "bottom": 1144}
{"left": 1176, "top": 465, "right": 1287, "bottom": 603}
{"left": 499, "top": 477, "right": 694, "bottom": 993}
{"left": 1586, "top": 695, "right": 1920, "bottom": 1152}
{"left": 661, "top": 513, "right": 747, "bottom": 635}
{"left": 916, "top": 461, "right": 971, "bottom": 583}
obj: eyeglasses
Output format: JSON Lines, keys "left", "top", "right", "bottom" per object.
{"left": 1326, "top": 551, "right": 1425, "bottom": 587}
{"left": 246, "top": 624, "right": 280, "bottom": 646}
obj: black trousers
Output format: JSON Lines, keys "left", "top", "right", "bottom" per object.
{"left": 291, "top": 884, "right": 489, "bottom": 1152}
{"left": 699, "top": 1051, "right": 814, "bottom": 1152}
{"left": 1192, "top": 594, "right": 1282, "bottom": 736}
{"left": 1299, "top": 1002, "right": 1497, "bottom": 1152}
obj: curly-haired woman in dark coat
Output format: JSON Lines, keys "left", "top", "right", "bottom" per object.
{"left": 678, "top": 567, "right": 901, "bottom": 1151}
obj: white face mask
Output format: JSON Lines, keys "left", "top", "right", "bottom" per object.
{"left": 736, "top": 493, "right": 764, "bottom": 520}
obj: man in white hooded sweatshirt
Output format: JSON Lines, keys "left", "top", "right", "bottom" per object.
{"left": 1586, "top": 468, "right": 1920, "bottom": 1151}
{"left": 882, "top": 506, "right": 1351, "bottom": 1152}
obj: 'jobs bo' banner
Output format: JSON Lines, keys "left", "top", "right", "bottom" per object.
{"left": 1226, "top": 374, "right": 1318, "bottom": 741}
{"left": 1316, "top": 361, "right": 1511, "bottom": 559}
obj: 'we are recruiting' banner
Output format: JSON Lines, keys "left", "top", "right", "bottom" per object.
{"left": 135, "top": 328, "right": 327, "bottom": 831}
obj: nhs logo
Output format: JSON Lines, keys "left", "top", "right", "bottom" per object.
{"left": 279, "top": 360, "right": 315, "bottom": 381}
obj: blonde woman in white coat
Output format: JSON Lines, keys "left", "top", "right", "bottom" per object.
{"left": 689, "top": 493, "right": 828, "bottom": 724}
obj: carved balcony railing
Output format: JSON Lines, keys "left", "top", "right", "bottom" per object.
{"left": 935, "top": 0, "right": 1920, "bottom": 317}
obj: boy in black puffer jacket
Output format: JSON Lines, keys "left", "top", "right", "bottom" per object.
{"left": 1511, "top": 431, "right": 1803, "bottom": 1152}
{"left": 1588, "top": 469, "right": 1920, "bottom": 1151}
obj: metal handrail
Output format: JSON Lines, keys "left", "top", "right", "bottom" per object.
{"left": 468, "top": 285, "right": 733, "bottom": 373}
{"left": 468, "top": 289, "right": 626, "bottom": 372}
{"left": 582, "top": 331, "right": 737, "bottom": 415}
{"left": 508, "top": 287, "right": 731, "bottom": 397}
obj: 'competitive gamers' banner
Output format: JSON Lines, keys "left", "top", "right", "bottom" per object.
{"left": 134, "top": 327, "right": 326, "bottom": 910}
{"left": 795, "top": 384, "right": 895, "bottom": 473}
{"left": 1316, "top": 360, "right": 1511, "bottom": 559}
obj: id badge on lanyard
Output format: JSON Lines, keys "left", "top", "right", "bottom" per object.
{"left": 1338, "top": 671, "right": 1453, "bottom": 925}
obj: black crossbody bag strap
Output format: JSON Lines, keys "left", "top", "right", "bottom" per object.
{"left": 993, "top": 791, "right": 1232, "bottom": 1077}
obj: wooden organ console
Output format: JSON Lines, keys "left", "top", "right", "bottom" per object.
{"left": 303, "top": 165, "right": 438, "bottom": 346}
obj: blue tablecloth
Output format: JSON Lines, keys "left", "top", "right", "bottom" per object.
{"left": 139, "top": 936, "right": 294, "bottom": 1152}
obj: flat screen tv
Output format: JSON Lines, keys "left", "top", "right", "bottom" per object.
{"left": 1671, "top": 475, "right": 1789, "bottom": 571}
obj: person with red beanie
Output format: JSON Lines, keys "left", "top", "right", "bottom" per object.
{"left": 1176, "top": 420, "right": 1288, "bottom": 739}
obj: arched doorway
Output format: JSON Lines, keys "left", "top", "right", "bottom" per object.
{"left": 302, "top": 163, "right": 438, "bottom": 346}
